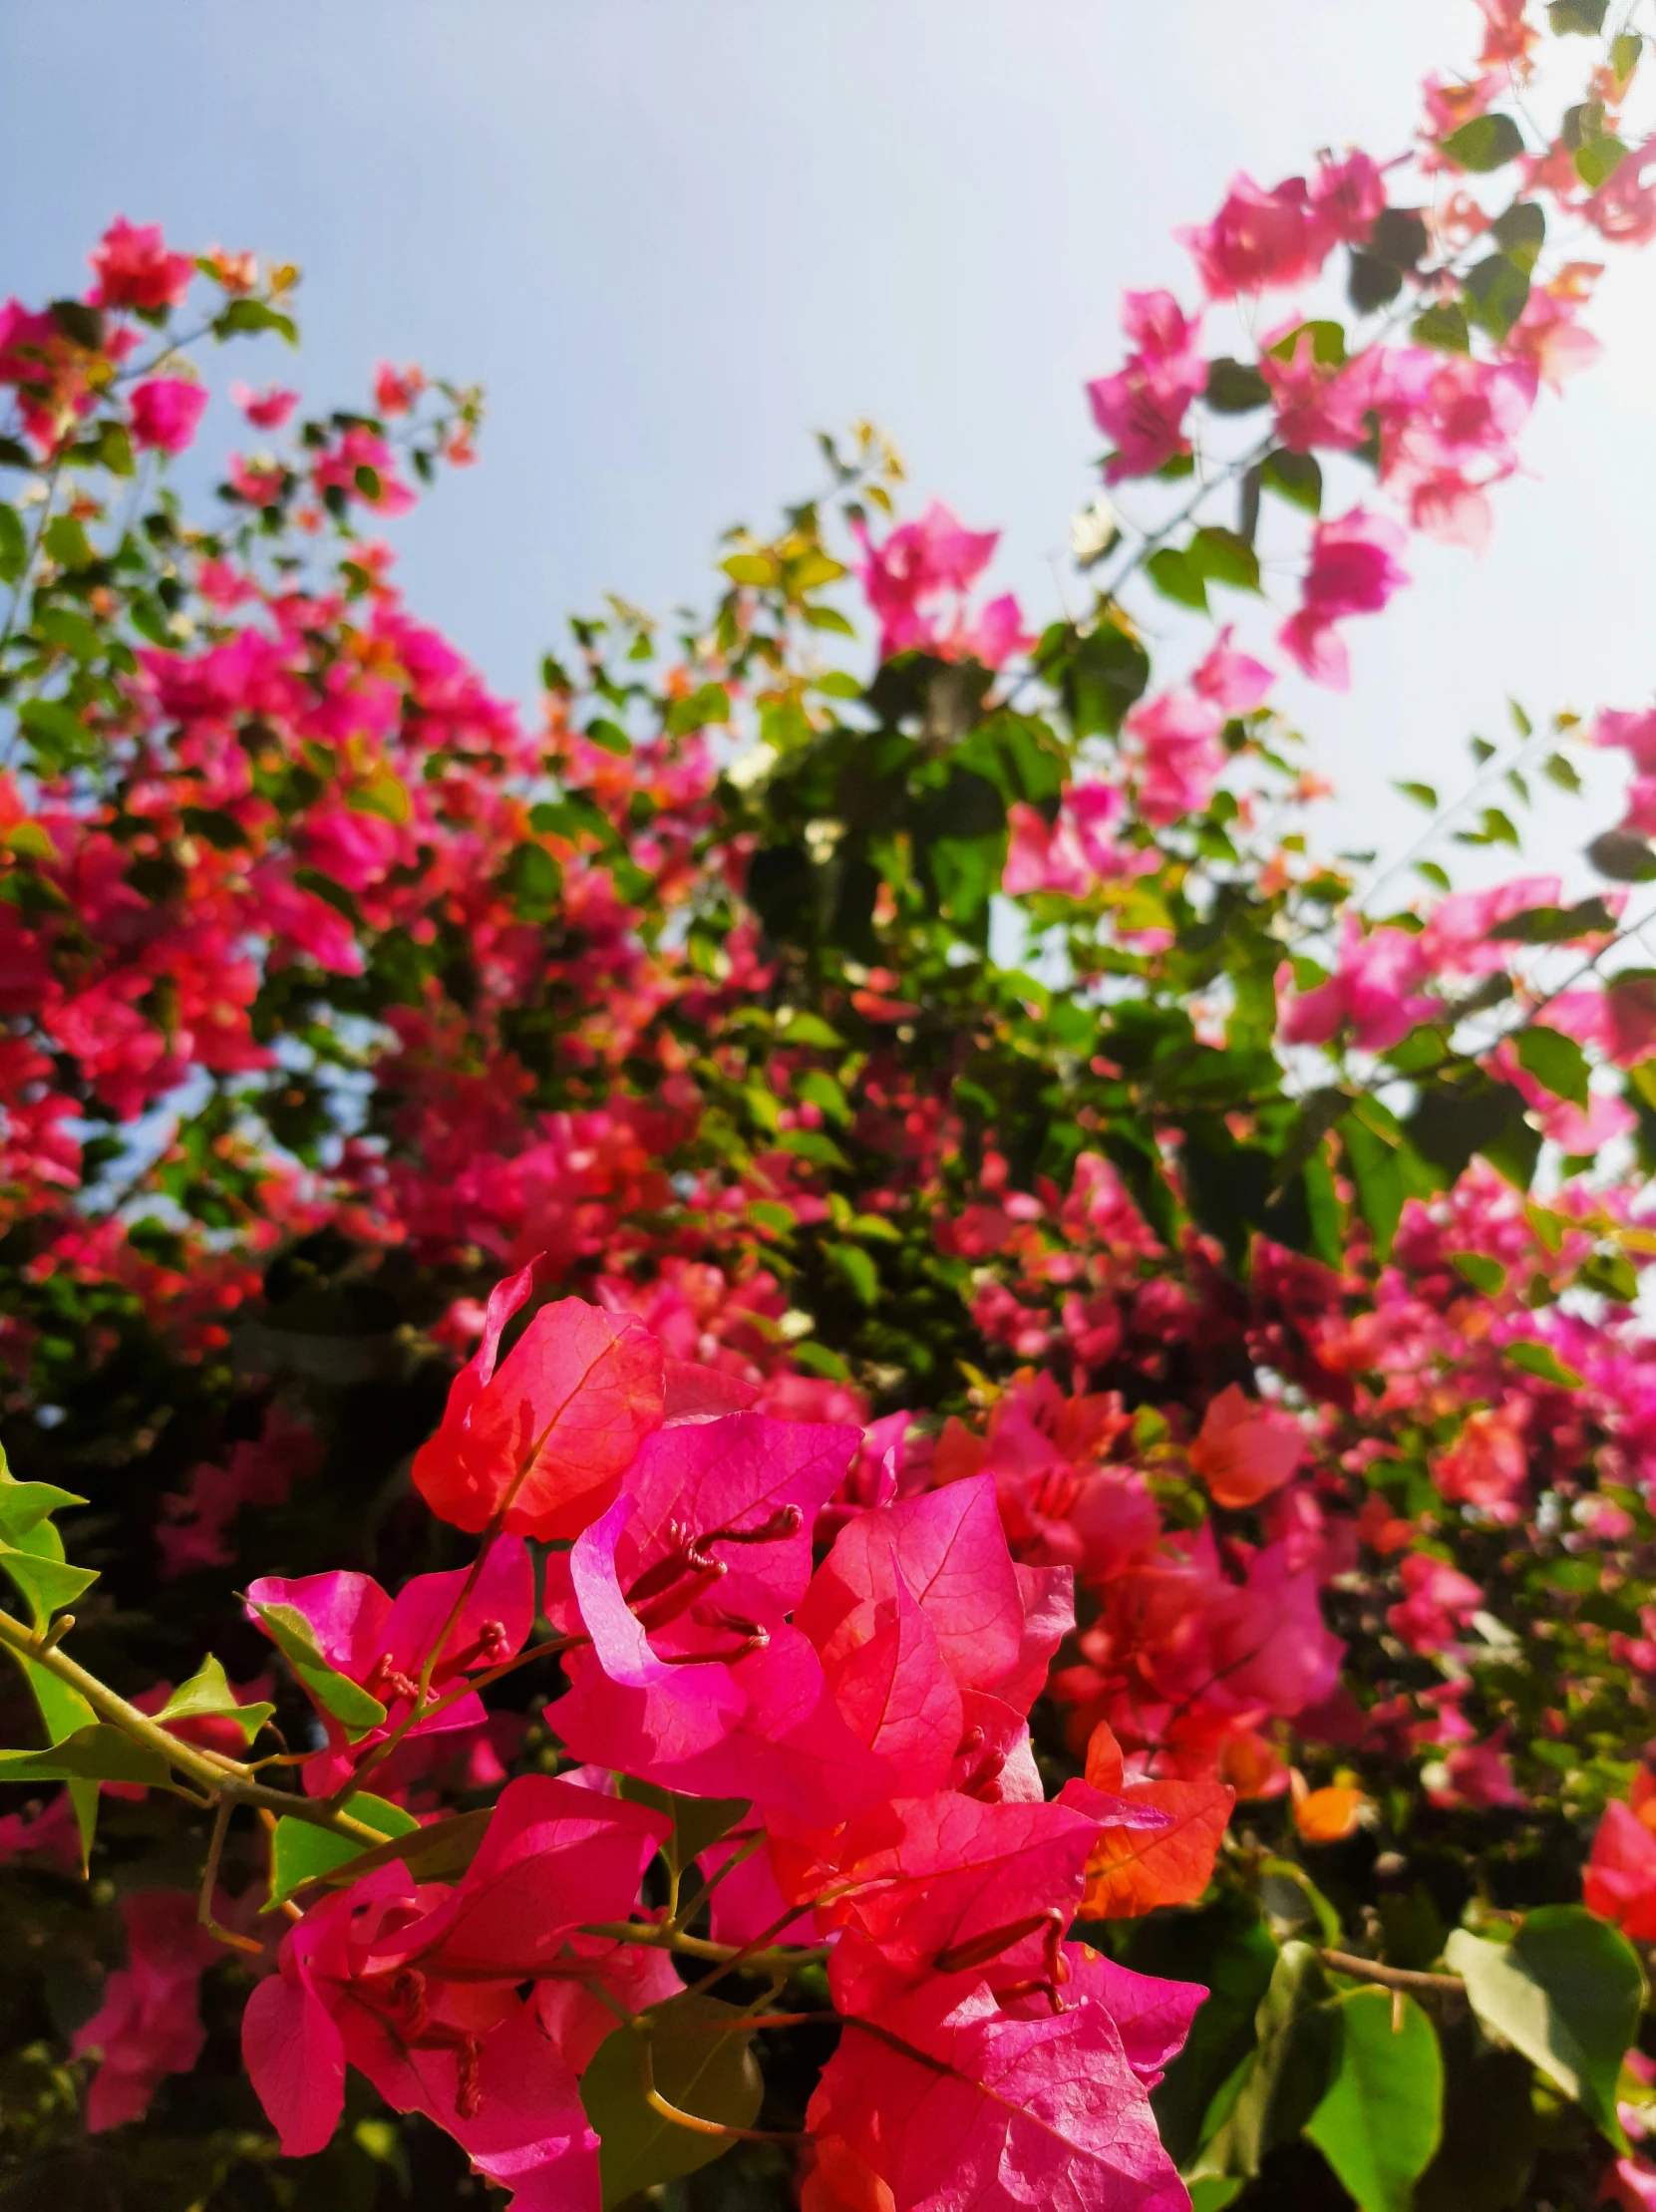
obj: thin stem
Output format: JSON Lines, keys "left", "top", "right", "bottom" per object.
{"left": 671, "top": 1896, "right": 825, "bottom": 2003}
{"left": 0, "top": 1605, "right": 234, "bottom": 1793}
{"left": 669, "top": 1829, "right": 763, "bottom": 1936}
{"left": 198, "top": 1795, "right": 261, "bottom": 1957}
{"left": 636, "top": 2040, "right": 803, "bottom": 2144}
{"left": 1320, "top": 1949, "right": 1463, "bottom": 1995}
{"left": 0, "top": 1607, "right": 392, "bottom": 1851}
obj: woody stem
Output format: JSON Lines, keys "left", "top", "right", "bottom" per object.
{"left": 636, "top": 2039, "right": 804, "bottom": 2143}
{"left": 0, "top": 1608, "right": 392, "bottom": 1850}
{"left": 1319, "top": 1949, "right": 1464, "bottom": 1996}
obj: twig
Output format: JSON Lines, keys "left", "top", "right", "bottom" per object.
{"left": 1320, "top": 1948, "right": 1463, "bottom": 1995}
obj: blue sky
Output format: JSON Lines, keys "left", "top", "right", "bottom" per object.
{"left": 5, "top": 1, "right": 1655, "bottom": 882}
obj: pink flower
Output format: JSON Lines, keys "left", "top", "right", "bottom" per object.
{"left": 1418, "top": 874, "right": 1564, "bottom": 976}
{"left": 228, "top": 454, "right": 286, "bottom": 506}
{"left": 247, "top": 1540, "right": 534, "bottom": 1796}
{"left": 1086, "top": 291, "right": 1207, "bottom": 482}
{"left": 853, "top": 501, "right": 1028, "bottom": 668}
{"left": 1586, "top": 1772, "right": 1656, "bottom": 1940}
{"left": 1125, "top": 692, "right": 1226, "bottom": 824}
{"left": 1276, "top": 916, "right": 1436, "bottom": 1054}
{"left": 89, "top": 217, "right": 194, "bottom": 312}
{"left": 1277, "top": 506, "right": 1410, "bottom": 688}
{"left": 230, "top": 381, "right": 299, "bottom": 429}
{"left": 303, "top": 802, "right": 402, "bottom": 892}
{"left": 1191, "top": 628, "right": 1273, "bottom": 713}
{"left": 1308, "top": 150, "right": 1389, "bottom": 246}
{"left": 1427, "top": 1726, "right": 1525, "bottom": 1810}
{"left": 374, "top": 362, "right": 426, "bottom": 417}
{"left": 0, "top": 1787, "right": 84, "bottom": 1872}
{"left": 1435, "top": 1404, "right": 1528, "bottom": 1514}
{"left": 129, "top": 377, "right": 207, "bottom": 455}
{"left": 312, "top": 426, "right": 415, "bottom": 515}
{"left": 1387, "top": 1551, "right": 1483, "bottom": 1653}
{"left": 807, "top": 1944, "right": 1192, "bottom": 2212}
{"left": 1503, "top": 282, "right": 1602, "bottom": 392}
{"left": 1597, "top": 707, "right": 1656, "bottom": 773}
{"left": 1002, "top": 785, "right": 1144, "bottom": 897}
{"left": 1188, "top": 1384, "right": 1306, "bottom": 1508}
{"left": 241, "top": 1787, "right": 664, "bottom": 2205}
{"left": 73, "top": 1892, "right": 221, "bottom": 2129}
{"left": 1181, "top": 161, "right": 1374, "bottom": 298}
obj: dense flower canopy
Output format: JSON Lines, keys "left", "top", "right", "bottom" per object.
{"left": 7, "top": 7, "right": 1656, "bottom": 2211}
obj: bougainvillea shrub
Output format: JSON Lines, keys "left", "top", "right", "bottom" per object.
{"left": 9, "top": 7, "right": 1656, "bottom": 2210}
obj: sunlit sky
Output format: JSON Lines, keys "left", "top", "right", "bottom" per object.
{"left": 5, "top": 1, "right": 1655, "bottom": 891}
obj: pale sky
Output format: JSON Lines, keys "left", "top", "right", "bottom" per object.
{"left": 4, "top": 1, "right": 1654, "bottom": 891}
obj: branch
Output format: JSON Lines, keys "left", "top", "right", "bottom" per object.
{"left": 0, "top": 1608, "right": 391, "bottom": 1850}
{"left": 636, "top": 2038, "right": 803, "bottom": 2143}
{"left": 1320, "top": 1948, "right": 1464, "bottom": 1995}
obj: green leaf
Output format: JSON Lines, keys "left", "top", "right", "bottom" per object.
{"left": 1256, "top": 1858, "right": 1343, "bottom": 1948}
{"left": 1126, "top": 1893, "right": 1278, "bottom": 2167}
{"left": 722, "top": 551, "right": 778, "bottom": 588}
{"left": 1406, "top": 1075, "right": 1531, "bottom": 1188}
{"left": 1204, "top": 359, "right": 1271, "bottom": 413}
{"left": 1394, "top": 781, "right": 1439, "bottom": 810}
{"left": 1490, "top": 201, "right": 1546, "bottom": 273}
{"left": 18, "top": 697, "right": 92, "bottom": 769}
{"left": 1348, "top": 251, "right": 1405, "bottom": 315}
{"left": 1446, "top": 1906, "right": 1645, "bottom": 2148}
{"left": 826, "top": 1241, "right": 880, "bottom": 1307}
{"left": 349, "top": 766, "right": 412, "bottom": 823}
{"left": 1416, "top": 2028, "right": 1536, "bottom": 2212}
{"left": 666, "top": 683, "right": 731, "bottom": 736}
{"left": 1550, "top": 0, "right": 1609, "bottom": 28}
{"left": 303, "top": 1806, "right": 496, "bottom": 1893}
{"left": 776, "top": 1127, "right": 849, "bottom": 1169}
{"left": 268, "top": 1792, "right": 420, "bottom": 1906}
{"left": 159, "top": 1655, "right": 275, "bottom": 1746}
{"left": 1197, "top": 1942, "right": 1339, "bottom": 2179}
{"left": 1504, "top": 1339, "right": 1584, "bottom": 1389}
{"left": 1411, "top": 302, "right": 1471, "bottom": 354}
{"left": 581, "top": 1993, "right": 763, "bottom": 2205}
{"left": 1574, "top": 133, "right": 1630, "bottom": 190}
{"left": 0, "top": 1723, "right": 170, "bottom": 1789}
{"left": 1304, "top": 1989, "right": 1444, "bottom": 2212}
{"left": 1449, "top": 1251, "right": 1506, "bottom": 1296}
{"left": 1488, "top": 896, "right": 1613, "bottom": 943}
{"left": 1066, "top": 619, "right": 1151, "bottom": 737}
{"left": 42, "top": 514, "right": 95, "bottom": 570}
{"left": 0, "top": 1544, "right": 99, "bottom": 1633}
{"left": 1441, "top": 113, "right": 1525, "bottom": 172}
{"left": 0, "top": 502, "right": 26, "bottom": 584}
{"left": 1147, "top": 546, "right": 1208, "bottom": 611}
{"left": 1589, "top": 829, "right": 1656, "bottom": 883}
{"left": 779, "top": 1012, "right": 847, "bottom": 1048}
{"left": 250, "top": 1601, "right": 388, "bottom": 1738}
{"left": 620, "top": 1780, "right": 750, "bottom": 1876}
{"left": 0, "top": 1465, "right": 86, "bottom": 1547}
{"left": 1338, "top": 1108, "right": 1416, "bottom": 1262}
{"left": 1188, "top": 526, "right": 1260, "bottom": 594}
{"left": 1261, "top": 450, "right": 1323, "bottom": 514}
{"left": 1266, "top": 320, "right": 1347, "bottom": 368}
{"left": 3, "top": 1644, "right": 98, "bottom": 1868}
{"left": 503, "top": 841, "right": 562, "bottom": 916}
{"left": 212, "top": 297, "right": 299, "bottom": 345}
{"left": 1464, "top": 254, "right": 1530, "bottom": 340}
{"left": 1513, "top": 1025, "right": 1590, "bottom": 1107}
{"left": 1187, "top": 2185, "right": 1243, "bottom": 2212}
